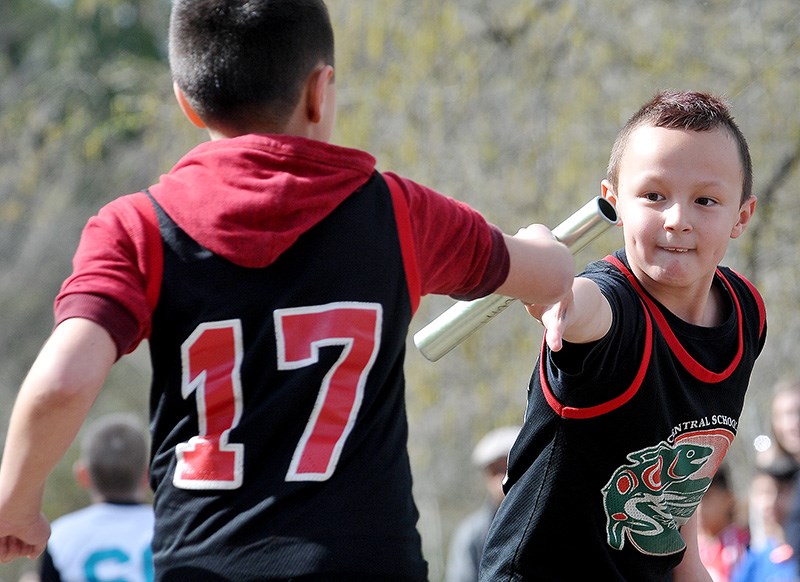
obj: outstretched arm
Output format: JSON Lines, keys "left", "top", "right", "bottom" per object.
{"left": 494, "top": 224, "right": 575, "bottom": 306}
{"left": 526, "top": 276, "right": 613, "bottom": 352}
{"left": 0, "top": 318, "right": 116, "bottom": 562}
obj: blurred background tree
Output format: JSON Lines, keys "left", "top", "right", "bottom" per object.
{"left": 1, "top": 1, "right": 799, "bottom": 579}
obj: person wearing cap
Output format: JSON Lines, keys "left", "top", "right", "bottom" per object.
{"left": 446, "top": 426, "right": 520, "bottom": 582}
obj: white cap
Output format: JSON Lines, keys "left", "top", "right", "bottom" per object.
{"left": 471, "top": 426, "right": 521, "bottom": 468}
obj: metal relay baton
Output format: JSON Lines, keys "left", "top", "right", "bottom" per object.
{"left": 413, "top": 197, "right": 618, "bottom": 362}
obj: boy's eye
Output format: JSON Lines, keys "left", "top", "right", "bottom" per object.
{"left": 696, "top": 197, "right": 716, "bottom": 207}
{"left": 644, "top": 192, "right": 662, "bottom": 202}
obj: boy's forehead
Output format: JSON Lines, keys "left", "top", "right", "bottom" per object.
{"left": 626, "top": 123, "right": 730, "bottom": 148}
{"left": 619, "top": 124, "right": 743, "bottom": 181}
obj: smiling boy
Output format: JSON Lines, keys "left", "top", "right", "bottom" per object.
{"left": 479, "top": 90, "right": 767, "bottom": 581}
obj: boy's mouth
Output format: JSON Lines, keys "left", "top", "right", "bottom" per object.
{"left": 662, "top": 247, "right": 689, "bottom": 253}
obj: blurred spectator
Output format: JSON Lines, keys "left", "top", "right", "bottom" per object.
{"left": 39, "top": 413, "right": 154, "bottom": 582}
{"left": 759, "top": 380, "right": 800, "bottom": 469}
{"left": 733, "top": 457, "right": 799, "bottom": 582}
{"left": 698, "top": 464, "right": 750, "bottom": 581}
{"left": 757, "top": 379, "right": 800, "bottom": 554}
{"left": 445, "top": 426, "right": 519, "bottom": 582}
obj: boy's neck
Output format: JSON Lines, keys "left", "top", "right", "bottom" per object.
{"left": 206, "top": 124, "right": 327, "bottom": 143}
{"left": 93, "top": 491, "right": 146, "bottom": 504}
{"left": 643, "top": 275, "right": 726, "bottom": 327}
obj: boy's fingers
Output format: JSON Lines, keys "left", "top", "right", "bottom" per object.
{"left": 542, "top": 301, "right": 569, "bottom": 352}
{"left": 524, "top": 303, "right": 543, "bottom": 321}
{"left": 0, "top": 536, "right": 42, "bottom": 562}
{"left": 0, "top": 536, "right": 20, "bottom": 562}
{"left": 0, "top": 515, "right": 50, "bottom": 562}
{"left": 26, "top": 542, "right": 45, "bottom": 559}
{"left": 544, "top": 317, "right": 565, "bottom": 352}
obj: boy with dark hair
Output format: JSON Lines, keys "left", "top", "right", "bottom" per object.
{"left": 480, "top": 90, "right": 766, "bottom": 581}
{"left": 0, "top": 1, "right": 575, "bottom": 580}
{"left": 40, "top": 413, "right": 154, "bottom": 582}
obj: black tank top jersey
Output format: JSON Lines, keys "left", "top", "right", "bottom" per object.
{"left": 481, "top": 249, "right": 766, "bottom": 582}
{"left": 144, "top": 173, "right": 427, "bottom": 581}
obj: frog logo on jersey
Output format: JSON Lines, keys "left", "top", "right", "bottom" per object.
{"left": 601, "top": 428, "right": 733, "bottom": 556}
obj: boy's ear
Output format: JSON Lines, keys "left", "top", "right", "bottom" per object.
{"left": 305, "top": 64, "right": 334, "bottom": 124}
{"left": 73, "top": 460, "right": 92, "bottom": 491}
{"left": 173, "top": 82, "right": 207, "bottom": 129}
{"left": 601, "top": 180, "right": 622, "bottom": 226}
{"left": 730, "top": 195, "right": 758, "bottom": 239}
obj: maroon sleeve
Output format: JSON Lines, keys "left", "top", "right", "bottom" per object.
{"left": 383, "top": 173, "right": 510, "bottom": 300}
{"left": 55, "top": 294, "right": 140, "bottom": 357}
{"left": 54, "top": 194, "right": 162, "bottom": 357}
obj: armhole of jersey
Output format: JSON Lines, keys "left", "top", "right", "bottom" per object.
{"left": 128, "top": 190, "right": 163, "bottom": 313}
{"left": 539, "top": 296, "right": 653, "bottom": 419}
{"left": 732, "top": 268, "right": 767, "bottom": 337}
{"left": 383, "top": 173, "right": 421, "bottom": 314}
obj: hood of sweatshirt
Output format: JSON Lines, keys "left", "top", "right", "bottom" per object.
{"left": 148, "top": 133, "right": 377, "bottom": 268}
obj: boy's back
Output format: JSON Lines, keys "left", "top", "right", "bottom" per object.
{"left": 0, "top": 1, "right": 575, "bottom": 578}
{"left": 43, "top": 503, "right": 154, "bottom": 582}
{"left": 143, "top": 162, "right": 425, "bottom": 578}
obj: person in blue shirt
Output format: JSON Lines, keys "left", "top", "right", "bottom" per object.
{"left": 733, "top": 457, "right": 799, "bottom": 582}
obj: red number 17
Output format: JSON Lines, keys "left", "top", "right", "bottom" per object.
{"left": 174, "top": 302, "right": 382, "bottom": 489}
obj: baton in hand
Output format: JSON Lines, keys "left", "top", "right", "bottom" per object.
{"left": 413, "top": 197, "right": 619, "bottom": 362}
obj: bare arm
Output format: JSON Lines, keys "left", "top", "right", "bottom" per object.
{"left": 526, "top": 276, "right": 613, "bottom": 352}
{"left": 672, "top": 512, "right": 712, "bottom": 582}
{"left": 494, "top": 224, "right": 575, "bottom": 306}
{"left": 0, "top": 318, "right": 116, "bottom": 562}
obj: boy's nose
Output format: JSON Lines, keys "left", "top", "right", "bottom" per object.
{"left": 663, "top": 203, "right": 691, "bottom": 231}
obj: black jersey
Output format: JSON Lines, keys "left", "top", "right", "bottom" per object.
{"left": 145, "top": 173, "right": 426, "bottom": 581}
{"left": 480, "top": 250, "right": 766, "bottom": 581}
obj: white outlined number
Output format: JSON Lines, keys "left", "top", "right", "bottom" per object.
{"left": 175, "top": 320, "right": 245, "bottom": 490}
{"left": 174, "top": 303, "right": 382, "bottom": 489}
{"left": 276, "top": 302, "right": 382, "bottom": 481}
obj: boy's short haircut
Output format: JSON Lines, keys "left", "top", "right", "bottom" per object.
{"left": 169, "top": 0, "right": 335, "bottom": 130}
{"left": 607, "top": 90, "right": 753, "bottom": 204}
{"left": 80, "top": 413, "right": 148, "bottom": 500}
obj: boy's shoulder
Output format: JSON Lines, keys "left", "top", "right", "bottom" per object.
{"left": 51, "top": 503, "right": 154, "bottom": 539}
{"left": 716, "top": 264, "right": 767, "bottom": 333}
{"left": 49, "top": 504, "right": 107, "bottom": 538}
{"left": 715, "top": 263, "right": 759, "bottom": 294}
{"left": 580, "top": 250, "right": 636, "bottom": 296}
{"left": 581, "top": 250, "right": 626, "bottom": 276}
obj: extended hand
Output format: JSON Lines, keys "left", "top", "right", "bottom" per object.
{"left": 526, "top": 289, "right": 574, "bottom": 352}
{"left": 0, "top": 513, "right": 49, "bottom": 562}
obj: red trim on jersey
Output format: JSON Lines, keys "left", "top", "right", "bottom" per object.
{"left": 732, "top": 268, "right": 766, "bottom": 336}
{"left": 541, "top": 297, "right": 653, "bottom": 419}
{"left": 605, "top": 255, "right": 743, "bottom": 384}
{"left": 384, "top": 174, "right": 421, "bottom": 314}
{"left": 130, "top": 191, "right": 163, "bottom": 312}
